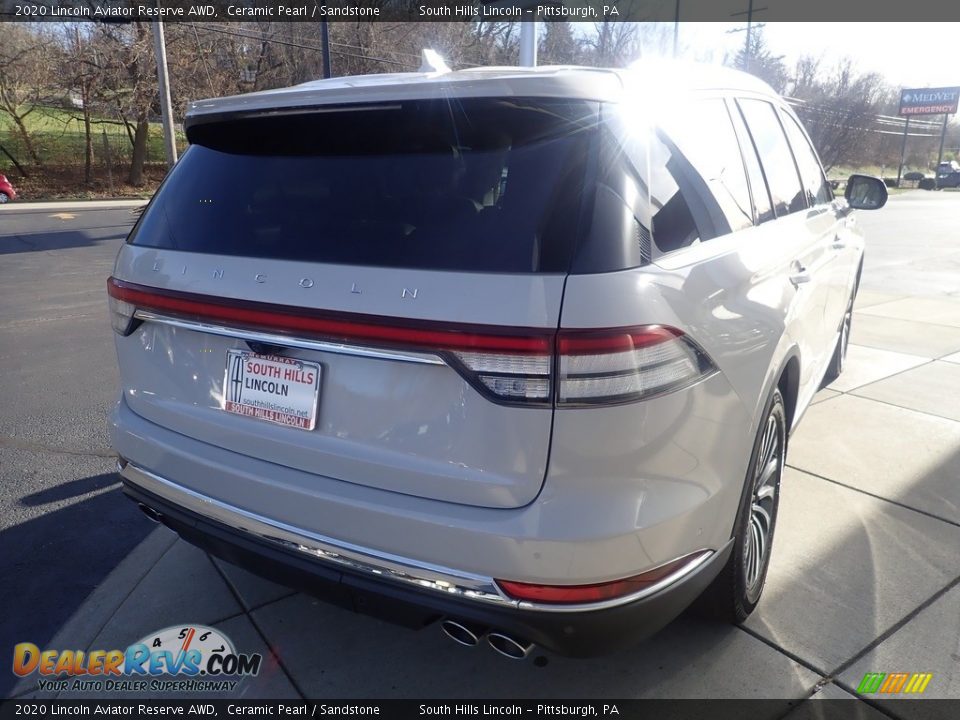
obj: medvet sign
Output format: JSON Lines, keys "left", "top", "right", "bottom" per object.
{"left": 899, "top": 87, "right": 960, "bottom": 116}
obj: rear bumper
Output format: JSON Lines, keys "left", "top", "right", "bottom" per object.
{"left": 121, "top": 459, "right": 732, "bottom": 656}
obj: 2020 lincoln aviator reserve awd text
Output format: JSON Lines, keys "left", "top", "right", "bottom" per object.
{"left": 108, "top": 61, "right": 887, "bottom": 657}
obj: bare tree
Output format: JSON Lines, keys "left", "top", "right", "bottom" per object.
{"left": 97, "top": 22, "right": 158, "bottom": 186}
{"left": 729, "top": 29, "right": 788, "bottom": 94}
{"left": 539, "top": 22, "right": 583, "bottom": 66}
{"left": 61, "top": 25, "right": 102, "bottom": 185}
{"left": 790, "top": 57, "right": 892, "bottom": 171}
{"left": 587, "top": 21, "right": 640, "bottom": 67}
{"left": 0, "top": 23, "right": 57, "bottom": 166}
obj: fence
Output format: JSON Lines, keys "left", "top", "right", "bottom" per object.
{"left": 0, "top": 107, "right": 186, "bottom": 173}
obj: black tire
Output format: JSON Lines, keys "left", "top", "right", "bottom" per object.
{"left": 823, "top": 298, "right": 853, "bottom": 385}
{"left": 697, "top": 388, "right": 786, "bottom": 623}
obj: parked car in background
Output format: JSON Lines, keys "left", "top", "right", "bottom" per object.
{"left": 936, "top": 162, "right": 960, "bottom": 188}
{"left": 0, "top": 174, "right": 17, "bottom": 202}
{"left": 902, "top": 171, "right": 926, "bottom": 181}
{"left": 108, "top": 61, "right": 888, "bottom": 658}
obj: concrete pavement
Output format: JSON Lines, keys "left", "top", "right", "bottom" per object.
{"left": 3, "top": 192, "right": 960, "bottom": 713}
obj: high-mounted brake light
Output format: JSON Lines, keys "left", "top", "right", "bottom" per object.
{"left": 107, "top": 278, "right": 715, "bottom": 407}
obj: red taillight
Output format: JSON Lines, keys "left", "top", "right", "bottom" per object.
{"left": 555, "top": 326, "right": 714, "bottom": 405}
{"left": 496, "top": 551, "right": 711, "bottom": 605}
{"left": 107, "top": 278, "right": 550, "bottom": 353}
{"left": 107, "top": 281, "right": 139, "bottom": 336}
{"left": 107, "top": 277, "right": 715, "bottom": 407}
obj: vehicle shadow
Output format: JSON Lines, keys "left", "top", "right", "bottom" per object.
{"left": 0, "top": 477, "right": 153, "bottom": 697}
{"left": 0, "top": 227, "right": 130, "bottom": 255}
{"left": 19, "top": 472, "right": 119, "bottom": 507}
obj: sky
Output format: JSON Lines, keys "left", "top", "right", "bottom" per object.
{"left": 666, "top": 22, "right": 960, "bottom": 90}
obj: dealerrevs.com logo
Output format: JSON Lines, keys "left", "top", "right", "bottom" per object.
{"left": 13, "top": 625, "right": 262, "bottom": 693}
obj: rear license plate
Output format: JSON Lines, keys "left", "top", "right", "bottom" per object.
{"left": 223, "top": 350, "right": 321, "bottom": 430}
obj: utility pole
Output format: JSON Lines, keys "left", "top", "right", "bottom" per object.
{"left": 896, "top": 116, "right": 911, "bottom": 188}
{"left": 728, "top": 1, "right": 768, "bottom": 70}
{"left": 935, "top": 112, "right": 951, "bottom": 188}
{"left": 151, "top": 21, "right": 177, "bottom": 167}
{"left": 673, "top": 0, "right": 680, "bottom": 57}
{"left": 519, "top": 21, "right": 537, "bottom": 67}
{"left": 320, "top": 20, "right": 332, "bottom": 79}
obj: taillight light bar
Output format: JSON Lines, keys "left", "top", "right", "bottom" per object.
{"left": 107, "top": 277, "right": 715, "bottom": 407}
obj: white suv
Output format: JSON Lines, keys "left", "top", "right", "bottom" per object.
{"left": 108, "top": 62, "right": 886, "bottom": 658}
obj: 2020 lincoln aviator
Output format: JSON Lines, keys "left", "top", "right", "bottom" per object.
{"left": 108, "top": 61, "right": 886, "bottom": 658}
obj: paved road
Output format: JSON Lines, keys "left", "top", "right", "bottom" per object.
{"left": 2, "top": 193, "right": 960, "bottom": 712}
{"left": 0, "top": 206, "right": 153, "bottom": 699}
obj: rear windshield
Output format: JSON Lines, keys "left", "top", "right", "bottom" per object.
{"left": 129, "top": 98, "right": 598, "bottom": 273}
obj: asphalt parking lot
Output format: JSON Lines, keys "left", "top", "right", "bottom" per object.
{"left": 2, "top": 193, "right": 960, "bottom": 714}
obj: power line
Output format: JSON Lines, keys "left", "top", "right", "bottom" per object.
{"left": 183, "top": 23, "right": 414, "bottom": 69}
{"left": 183, "top": 22, "right": 494, "bottom": 75}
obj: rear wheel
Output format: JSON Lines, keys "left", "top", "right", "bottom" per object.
{"left": 0, "top": 193, "right": 8, "bottom": 204}
{"left": 698, "top": 388, "right": 786, "bottom": 623}
{"left": 824, "top": 299, "right": 853, "bottom": 384}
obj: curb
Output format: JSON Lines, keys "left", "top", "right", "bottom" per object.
{"left": 0, "top": 199, "right": 149, "bottom": 212}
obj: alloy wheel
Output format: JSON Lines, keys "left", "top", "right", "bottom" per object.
{"left": 744, "top": 410, "right": 784, "bottom": 604}
{"left": 837, "top": 310, "right": 852, "bottom": 375}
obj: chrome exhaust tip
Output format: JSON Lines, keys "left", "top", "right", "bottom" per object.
{"left": 487, "top": 632, "right": 534, "bottom": 659}
{"left": 137, "top": 503, "right": 163, "bottom": 524}
{"left": 440, "top": 620, "right": 486, "bottom": 647}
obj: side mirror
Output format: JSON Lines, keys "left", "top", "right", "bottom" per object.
{"left": 844, "top": 174, "right": 888, "bottom": 210}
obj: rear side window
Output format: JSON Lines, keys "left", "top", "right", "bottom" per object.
{"left": 573, "top": 101, "right": 748, "bottom": 271}
{"left": 129, "top": 98, "right": 597, "bottom": 273}
{"left": 738, "top": 99, "right": 806, "bottom": 217}
{"left": 661, "top": 98, "right": 754, "bottom": 233}
{"left": 780, "top": 111, "right": 832, "bottom": 206}
{"left": 728, "top": 99, "right": 774, "bottom": 224}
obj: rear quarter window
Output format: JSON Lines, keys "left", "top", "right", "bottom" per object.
{"left": 572, "top": 98, "right": 754, "bottom": 272}
{"left": 780, "top": 110, "right": 833, "bottom": 206}
{"left": 737, "top": 99, "right": 807, "bottom": 217}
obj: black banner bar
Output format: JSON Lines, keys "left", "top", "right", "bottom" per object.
{"left": 3, "top": 0, "right": 960, "bottom": 22}
{"left": 2, "top": 699, "right": 960, "bottom": 719}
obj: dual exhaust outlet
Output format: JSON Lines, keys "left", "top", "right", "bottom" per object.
{"left": 440, "top": 619, "right": 534, "bottom": 660}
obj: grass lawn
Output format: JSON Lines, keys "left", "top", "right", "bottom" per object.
{"left": 0, "top": 105, "right": 186, "bottom": 170}
{"left": 0, "top": 105, "right": 186, "bottom": 200}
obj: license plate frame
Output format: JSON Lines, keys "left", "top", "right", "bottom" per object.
{"left": 222, "top": 349, "right": 322, "bottom": 431}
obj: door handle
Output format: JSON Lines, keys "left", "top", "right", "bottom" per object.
{"left": 831, "top": 235, "right": 847, "bottom": 250}
{"left": 790, "top": 267, "right": 811, "bottom": 287}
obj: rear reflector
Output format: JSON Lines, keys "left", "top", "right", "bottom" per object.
{"left": 496, "top": 551, "right": 711, "bottom": 605}
{"left": 107, "top": 278, "right": 715, "bottom": 407}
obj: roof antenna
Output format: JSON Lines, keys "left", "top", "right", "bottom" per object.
{"left": 419, "top": 49, "right": 451, "bottom": 74}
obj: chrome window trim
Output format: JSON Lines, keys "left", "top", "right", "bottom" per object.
{"left": 132, "top": 310, "right": 445, "bottom": 366}
{"left": 119, "top": 460, "right": 713, "bottom": 613}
